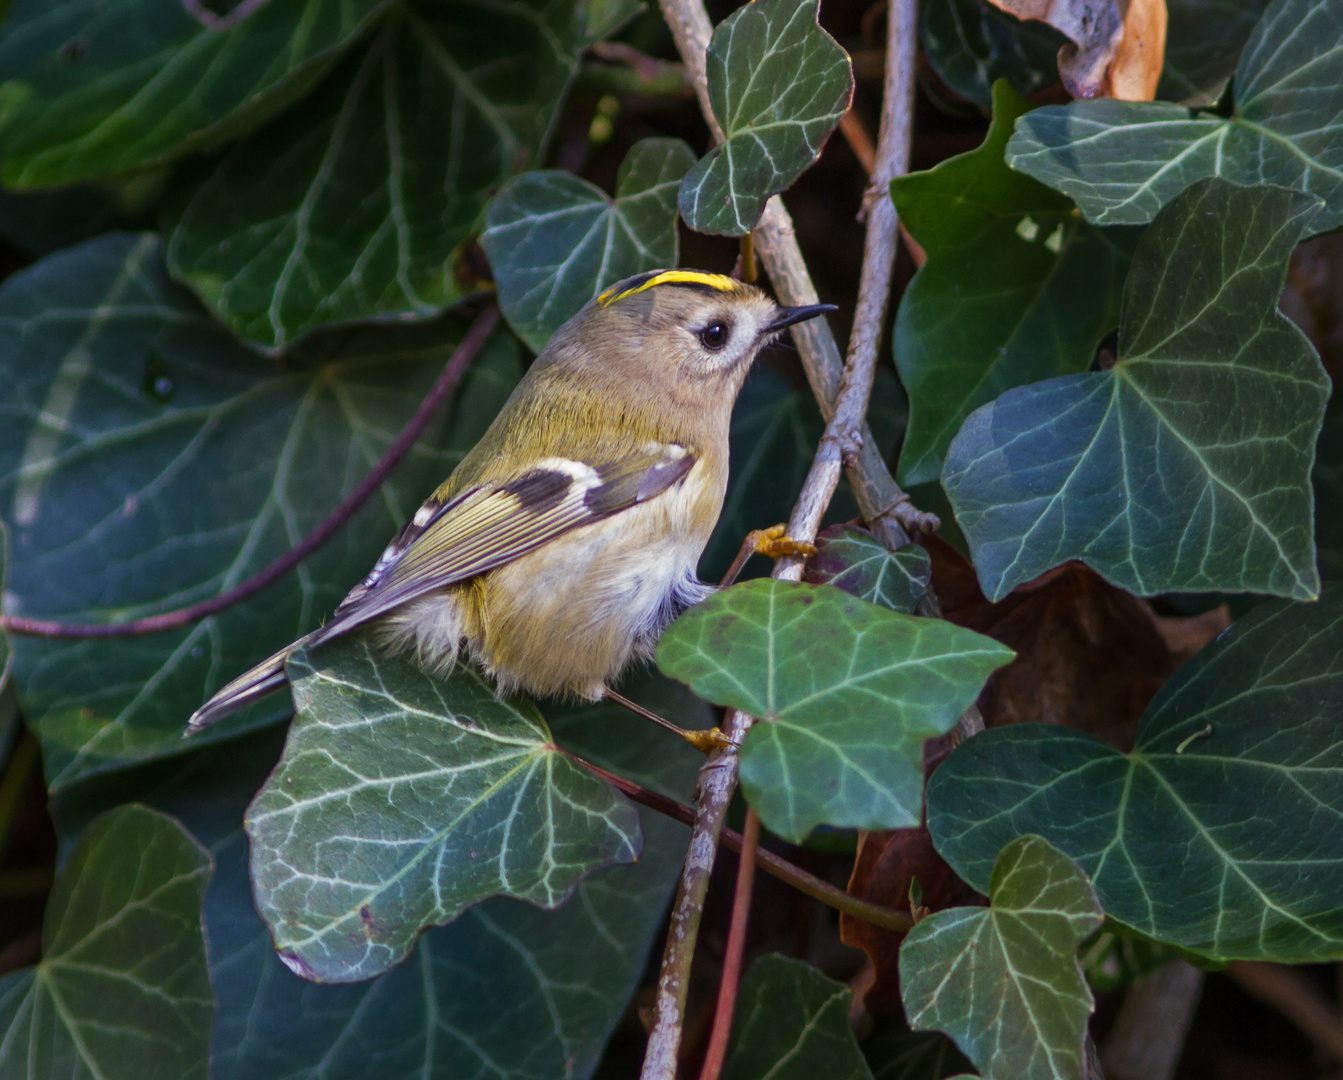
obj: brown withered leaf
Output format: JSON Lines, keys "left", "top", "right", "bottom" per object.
{"left": 925, "top": 536, "right": 1226, "bottom": 750}
{"left": 986, "top": 0, "right": 1167, "bottom": 100}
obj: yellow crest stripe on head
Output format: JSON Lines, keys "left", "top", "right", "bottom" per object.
{"left": 596, "top": 270, "right": 740, "bottom": 307}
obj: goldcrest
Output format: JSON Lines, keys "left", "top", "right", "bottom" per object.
{"left": 187, "top": 270, "right": 835, "bottom": 731}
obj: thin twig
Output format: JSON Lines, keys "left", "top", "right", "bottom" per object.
{"left": 698, "top": 808, "right": 760, "bottom": 1080}
{"left": 1, "top": 307, "right": 500, "bottom": 640}
{"left": 586, "top": 760, "right": 912, "bottom": 931}
{"left": 1100, "top": 960, "right": 1203, "bottom": 1080}
{"left": 640, "top": 1, "right": 922, "bottom": 1074}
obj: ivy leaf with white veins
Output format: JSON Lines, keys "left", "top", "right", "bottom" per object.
{"left": 167, "top": 0, "right": 602, "bottom": 352}
{"left": 0, "top": 805, "right": 213, "bottom": 1080}
{"left": 803, "top": 525, "right": 931, "bottom": 614}
{"left": 481, "top": 137, "right": 696, "bottom": 352}
{"left": 900, "top": 836, "right": 1103, "bottom": 1080}
{"left": 656, "top": 580, "right": 1013, "bottom": 843}
{"left": 246, "top": 636, "right": 642, "bottom": 983}
{"left": 0, "top": 233, "right": 521, "bottom": 790}
{"left": 928, "top": 588, "right": 1343, "bottom": 964}
{"left": 0, "top": 0, "right": 392, "bottom": 187}
{"left": 1007, "top": 0, "right": 1343, "bottom": 234}
{"left": 678, "top": 0, "right": 853, "bottom": 236}
{"left": 919, "top": 0, "right": 1067, "bottom": 110}
{"left": 892, "top": 80, "right": 1137, "bottom": 487}
{"left": 943, "top": 179, "right": 1329, "bottom": 603}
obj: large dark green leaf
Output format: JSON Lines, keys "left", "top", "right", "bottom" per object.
{"left": 0, "top": 805, "right": 212, "bottom": 1080}
{"left": 927, "top": 588, "right": 1343, "bottom": 962}
{"left": 1007, "top": 0, "right": 1343, "bottom": 233}
{"left": 1314, "top": 406, "right": 1343, "bottom": 582}
{"left": 892, "top": 81, "right": 1136, "bottom": 486}
{"left": 1159, "top": 0, "right": 1270, "bottom": 106}
{"left": 804, "top": 525, "right": 930, "bottom": 614}
{"left": 943, "top": 179, "right": 1329, "bottom": 603}
{"left": 481, "top": 137, "right": 696, "bottom": 351}
{"left": 863, "top": 1018, "right": 974, "bottom": 1080}
{"left": 919, "top": 0, "right": 1065, "bottom": 109}
{"left": 53, "top": 672, "right": 700, "bottom": 1079}
{"left": 0, "top": 0, "right": 391, "bottom": 186}
{"left": 0, "top": 234, "right": 521, "bottom": 789}
{"left": 656, "top": 579, "right": 1013, "bottom": 842}
{"left": 679, "top": 0, "right": 853, "bottom": 236}
{"left": 900, "top": 835, "right": 1102, "bottom": 1080}
{"left": 167, "top": 0, "right": 599, "bottom": 352}
{"left": 246, "top": 637, "right": 642, "bottom": 983}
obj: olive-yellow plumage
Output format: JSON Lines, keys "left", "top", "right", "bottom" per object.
{"left": 187, "top": 270, "right": 835, "bottom": 731}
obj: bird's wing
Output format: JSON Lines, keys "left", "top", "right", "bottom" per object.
{"left": 305, "top": 443, "right": 696, "bottom": 647}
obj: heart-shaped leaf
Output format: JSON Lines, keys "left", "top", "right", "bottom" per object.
{"left": 919, "top": 0, "right": 1066, "bottom": 110}
{"left": 892, "top": 80, "right": 1137, "bottom": 487}
{"left": 0, "top": 805, "right": 212, "bottom": 1080}
{"left": 656, "top": 579, "right": 1014, "bottom": 842}
{"left": 0, "top": 0, "right": 392, "bottom": 187}
{"left": 927, "top": 587, "right": 1343, "bottom": 962}
{"left": 723, "top": 955, "right": 874, "bottom": 1080}
{"left": 0, "top": 234, "right": 521, "bottom": 789}
{"left": 481, "top": 137, "right": 696, "bottom": 351}
{"left": 943, "top": 179, "right": 1329, "bottom": 603}
{"left": 803, "top": 525, "right": 931, "bottom": 614}
{"left": 1159, "top": 0, "right": 1270, "bottom": 106}
{"left": 166, "top": 0, "right": 598, "bottom": 351}
{"left": 246, "top": 636, "right": 642, "bottom": 983}
{"left": 900, "top": 835, "right": 1102, "bottom": 1080}
{"left": 678, "top": 0, "right": 853, "bottom": 236}
{"left": 1006, "top": 0, "right": 1343, "bottom": 234}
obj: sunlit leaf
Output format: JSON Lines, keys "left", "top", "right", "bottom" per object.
{"left": 246, "top": 637, "right": 642, "bottom": 983}
{"left": 900, "top": 835, "right": 1102, "bottom": 1080}
{"left": 928, "top": 588, "right": 1343, "bottom": 962}
{"left": 0, "top": 805, "right": 212, "bottom": 1080}
{"left": 679, "top": 0, "right": 853, "bottom": 236}
{"left": 892, "top": 81, "right": 1136, "bottom": 486}
{"left": 657, "top": 579, "right": 1013, "bottom": 842}
{"left": 0, "top": 0, "right": 391, "bottom": 186}
{"left": 723, "top": 955, "right": 874, "bottom": 1080}
{"left": 167, "top": 0, "right": 598, "bottom": 351}
{"left": 0, "top": 234, "right": 521, "bottom": 789}
{"left": 943, "top": 179, "right": 1329, "bottom": 602}
{"left": 919, "top": 0, "right": 1065, "bottom": 109}
{"left": 804, "top": 525, "right": 930, "bottom": 614}
{"left": 1007, "top": 0, "right": 1343, "bottom": 233}
{"left": 481, "top": 137, "right": 696, "bottom": 351}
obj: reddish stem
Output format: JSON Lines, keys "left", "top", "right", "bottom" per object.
{"left": 2, "top": 306, "right": 500, "bottom": 640}
{"left": 698, "top": 807, "right": 760, "bottom": 1080}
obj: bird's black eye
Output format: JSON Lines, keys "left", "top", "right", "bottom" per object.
{"left": 699, "top": 322, "right": 729, "bottom": 350}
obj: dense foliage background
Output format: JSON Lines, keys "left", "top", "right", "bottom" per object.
{"left": 0, "top": 0, "right": 1339, "bottom": 1077}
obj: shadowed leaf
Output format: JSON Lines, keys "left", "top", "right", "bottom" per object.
{"left": 928, "top": 587, "right": 1343, "bottom": 962}
{"left": 805, "top": 525, "right": 931, "bottom": 613}
{"left": 900, "top": 835, "right": 1102, "bottom": 1080}
{"left": 863, "top": 1016, "right": 975, "bottom": 1080}
{"left": 482, "top": 137, "right": 696, "bottom": 351}
{"left": 0, "top": 805, "right": 212, "bottom": 1080}
{"left": 943, "top": 179, "right": 1329, "bottom": 602}
{"left": 919, "top": 0, "right": 1065, "bottom": 109}
{"left": 1159, "top": 0, "right": 1269, "bottom": 105}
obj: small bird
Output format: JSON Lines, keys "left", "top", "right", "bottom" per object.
{"left": 187, "top": 270, "right": 835, "bottom": 733}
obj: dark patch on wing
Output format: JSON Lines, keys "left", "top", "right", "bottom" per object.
{"left": 502, "top": 469, "right": 571, "bottom": 514}
{"left": 586, "top": 451, "right": 695, "bottom": 515}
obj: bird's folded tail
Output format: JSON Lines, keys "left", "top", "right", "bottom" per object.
{"left": 185, "top": 646, "right": 295, "bottom": 735}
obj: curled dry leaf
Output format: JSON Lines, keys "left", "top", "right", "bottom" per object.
{"left": 985, "top": 0, "right": 1167, "bottom": 99}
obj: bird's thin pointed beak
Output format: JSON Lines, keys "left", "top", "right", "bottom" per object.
{"left": 765, "top": 304, "right": 839, "bottom": 333}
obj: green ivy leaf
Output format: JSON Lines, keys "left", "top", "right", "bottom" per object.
{"left": 927, "top": 587, "right": 1343, "bottom": 963}
{"left": 919, "top": 0, "right": 1066, "bottom": 110}
{"left": 1159, "top": 0, "right": 1270, "bottom": 106}
{"left": 1314, "top": 407, "right": 1343, "bottom": 581}
{"left": 0, "top": 805, "right": 213, "bottom": 1080}
{"left": 803, "top": 525, "right": 931, "bottom": 614}
{"left": 892, "top": 80, "right": 1137, "bottom": 486}
{"left": 862, "top": 1017, "right": 975, "bottom": 1080}
{"left": 943, "top": 179, "right": 1329, "bottom": 603}
{"left": 481, "top": 137, "right": 696, "bottom": 351}
{"left": 246, "top": 636, "right": 642, "bottom": 983}
{"left": 166, "top": 0, "right": 594, "bottom": 352}
{"left": 900, "top": 835, "right": 1102, "bottom": 1080}
{"left": 723, "top": 955, "right": 874, "bottom": 1080}
{"left": 656, "top": 579, "right": 1013, "bottom": 842}
{"left": 0, "top": 234, "right": 521, "bottom": 789}
{"left": 678, "top": 0, "right": 853, "bottom": 236}
{"left": 1007, "top": 0, "right": 1343, "bottom": 233}
{"left": 0, "top": 0, "right": 391, "bottom": 187}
